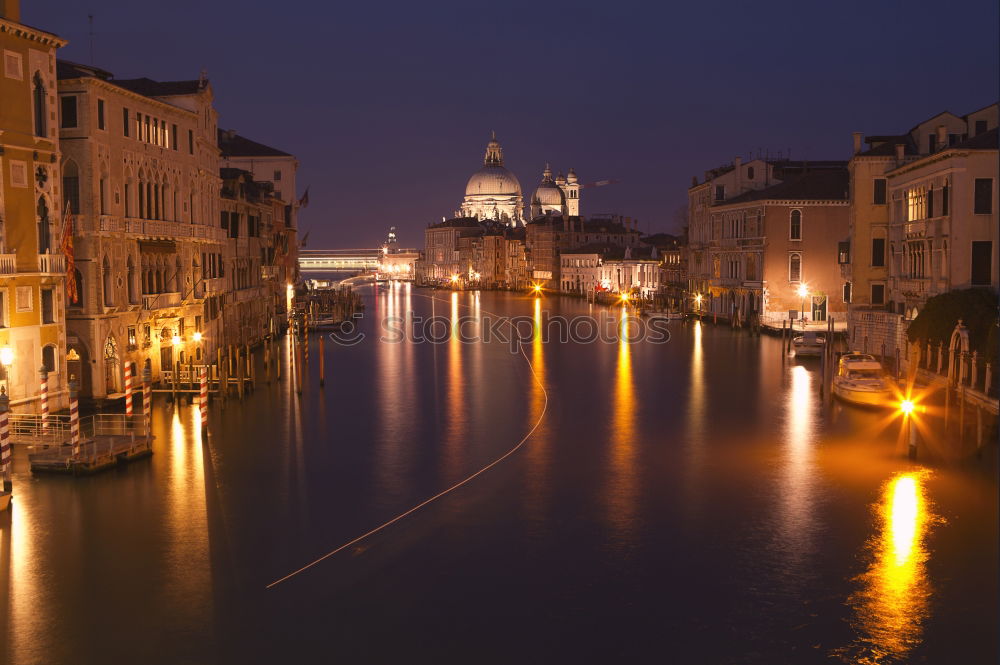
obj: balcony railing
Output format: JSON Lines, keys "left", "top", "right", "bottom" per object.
{"left": 88, "top": 215, "right": 228, "bottom": 242}
{"left": 260, "top": 265, "right": 279, "bottom": 280}
{"left": 38, "top": 253, "right": 65, "bottom": 274}
{"left": 894, "top": 277, "right": 929, "bottom": 297}
{"left": 143, "top": 291, "right": 181, "bottom": 309}
{"left": 203, "top": 277, "right": 226, "bottom": 294}
{"left": 0, "top": 254, "right": 16, "bottom": 275}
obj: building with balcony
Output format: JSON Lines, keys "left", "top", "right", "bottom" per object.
{"left": 218, "top": 167, "right": 285, "bottom": 347}
{"left": 699, "top": 167, "right": 850, "bottom": 326}
{"left": 56, "top": 59, "right": 224, "bottom": 397}
{"left": 0, "top": 1, "right": 70, "bottom": 411}
{"left": 847, "top": 103, "right": 998, "bottom": 359}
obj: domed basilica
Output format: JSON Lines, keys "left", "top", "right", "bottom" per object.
{"left": 457, "top": 133, "right": 580, "bottom": 227}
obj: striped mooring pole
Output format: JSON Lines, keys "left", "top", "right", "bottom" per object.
{"left": 39, "top": 365, "right": 49, "bottom": 430}
{"left": 1, "top": 386, "right": 11, "bottom": 493}
{"left": 69, "top": 378, "right": 80, "bottom": 458}
{"left": 199, "top": 365, "right": 208, "bottom": 440}
{"left": 124, "top": 361, "right": 133, "bottom": 416}
{"left": 142, "top": 364, "right": 152, "bottom": 436}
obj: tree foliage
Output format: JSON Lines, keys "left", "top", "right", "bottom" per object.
{"left": 907, "top": 288, "right": 999, "bottom": 358}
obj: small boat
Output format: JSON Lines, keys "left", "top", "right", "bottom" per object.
{"left": 832, "top": 354, "right": 894, "bottom": 408}
{"left": 0, "top": 491, "right": 10, "bottom": 512}
{"left": 792, "top": 331, "right": 826, "bottom": 356}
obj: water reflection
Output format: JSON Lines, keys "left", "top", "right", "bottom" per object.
{"left": 443, "top": 292, "right": 466, "bottom": 478}
{"left": 843, "top": 470, "right": 936, "bottom": 663}
{"left": 607, "top": 306, "right": 637, "bottom": 544}
{"left": 778, "top": 365, "right": 818, "bottom": 569}
{"left": 523, "top": 297, "right": 549, "bottom": 524}
{"left": 682, "top": 320, "right": 706, "bottom": 517}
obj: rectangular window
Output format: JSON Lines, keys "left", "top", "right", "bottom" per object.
{"left": 172, "top": 124, "right": 178, "bottom": 150}
{"left": 974, "top": 178, "right": 993, "bottom": 214}
{"left": 843, "top": 282, "right": 851, "bottom": 303}
{"left": 873, "top": 178, "right": 887, "bottom": 205}
{"left": 143, "top": 324, "right": 151, "bottom": 343}
{"left": 136, "top": 112, "right": 142, "bottom": 139}
{"left": 971, "top": 241, "right": 992, "bottom": 286}
{"left": 41, "top": 288, "right": 54, "bottom": 323}
{"left": 714, "top": 185, "right": 725, "bottom": 201}
{"left": 838, "top": 241, "right": 850, "bottom": 264}
{"left": 927, "top": 188, "right": 934, "bottom": 217}
{"left": 0, "top": 291, "right": 6, "bottom": 328}
{"left": 15, "top": 285, "right": 32, "bottom": 312}
{"left": 3, "top": 51, "right": 22, "bottom": 79}
{"left": 928, "top": 134, "right": 937, "bottom": 153}
{"left": 144, "top": 115, "right": 151, "bottom": 142}
{"left": 123, "top": 107, "right": 130, "bottom": 136}
{"left": 60, "top": 95, "right": 78, "bottom": 128}
{"left": 871, "top": 238, "right": 886, "bottom": 267}
{"left": 871, "top": 283, "right": 885, "bottom": 305}
{"left": 96, "top": 99, "right": 105, "bottom": 130}
{"left": 188, "top": 130, "right": 194, "bottom": 154}
{"left": 160, "top": 120, "right": 166, "bottom": 146}
{"left": 942, "top": 184, "right": 949, "bottom": 215}
{"left": 220, "top": 211, "right": 229, "bottom": 231}
{"left": 975, "top": 120, "right": 988, "bottom": 136}
{"left": 128, "top": 326, "right": 137, "bottom": 347}
{"left": 273, "top": 170, "right": 282, "bottom": 181}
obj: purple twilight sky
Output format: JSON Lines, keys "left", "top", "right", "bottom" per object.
{"left": 29, "top": 0, "right": 999, "bottom": 249}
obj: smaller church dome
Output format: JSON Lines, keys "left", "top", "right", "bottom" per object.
{"left": 533, "top": 165, "right": 566, "bottom": 208}
{"left": 566, "top": 168, "right": 578, "bottom": 184}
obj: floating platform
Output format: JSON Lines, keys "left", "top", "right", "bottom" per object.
{"left": 10, "top": 413, "right": 153, "bottom": 477}
{"left": 28, "top": 436, "right": 153, "bottom": 475}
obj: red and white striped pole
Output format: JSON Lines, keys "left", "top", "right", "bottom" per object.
{"left": 124, "top": 361, "right": 133, "bottom": 417}
{"left": 142, "top": 364, "right": 152, "bottom": 436}
{"left": 199, "top": 365, "right": 208, "bottom": 440}
{"left": 39, "top": 365, "right": 49, "bottom": 430}
{"left": 1, "top": 386, "right": 11, "bottom": 494}
{"left": 69, "top": 378, "right": 80, "bottom": 458}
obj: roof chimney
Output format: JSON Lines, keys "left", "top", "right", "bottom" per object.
{"left": 852, "top": 132, "right": 863, "bottom": 155}
{"left": 734, "top": 156, "right": 742, "bottom": 169}
{"left": 936, "top": 125, "right": 947, "bottom": 150}
{"left": 895, "top": 142, "right": 905, "bottom": 164}
{"left": 0, "top": 0, "right": 21, "bottom": 21}
{"left": 691, "top": 176, "right": 698, "bottom": 187}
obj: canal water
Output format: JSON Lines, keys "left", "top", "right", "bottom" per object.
{"left": 1, "top": 285, "right": 996, "bottom": 664}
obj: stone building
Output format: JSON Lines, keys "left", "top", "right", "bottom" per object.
{"left": 56, "top": 60, "right": 225, "bottom": 398}
{"left": 218, "top": 168, "right": 284, "bottom": 348}
{"left": 0, "top": 0, "right": 69, "bottom": 411}
{"left": 526, "top": 214, "right": 641, "bottom": 289}
{"left": 218, "top": 129, "right": 299, "bottom": 292}
{"left": 704, "top": 168, "right": 850, "bottom": 326}
{"left": 423, "top": 217, "right": 484, "bottom": 283}
{"left": 847, "top": 104, "right": 998, "bottom": 358}
{"left": 459, "top": 134, "right": 524, "bottom": 225}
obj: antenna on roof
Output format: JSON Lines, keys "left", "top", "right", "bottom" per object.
{"left": 88, "top": 14, "right": 95, "bottom": 65}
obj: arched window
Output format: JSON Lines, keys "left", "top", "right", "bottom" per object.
{"left": 102, "top": 255, "right": 113, "bottom": 306}
{"left": 63, "top": 160, "right": 80, "bottom": 214}
{"left": 33, "top": 72, "right": 46, "bottom": 137}
{"left": 37, "top": 196, "right": 51, "bottom": 253}
{"left": 127, "top": 255, "right": 138, "bottom": 304}
{"left": 747, "top": 166, "right": 755, "bottom": 179}
{"left": 138, "top": 172, "right": 146, "bottom": 218}
{"left": 789, "top": 253, "right": 802, "bottom": 283}
{"left": 789, "top": 209, "right": 802, "bottom": 240}
{"left": 42, "top": 345, "right": 57, "bottom": 373}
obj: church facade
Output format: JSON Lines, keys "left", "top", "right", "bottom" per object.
{"left": 457, "top": 134, "right": 580, "bottom": 226}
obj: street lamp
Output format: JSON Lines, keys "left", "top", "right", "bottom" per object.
{"left": 797, "top": 283, "right": 809, "bottom": 328}
{"left": 0, "top": 346, "right": 13, "bottom": 392}
{"left": 531, "top": 283, "right": 543, "bottom": 295}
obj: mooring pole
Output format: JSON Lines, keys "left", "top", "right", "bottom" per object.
{"left": 319, "top": 334, "right": 325, "bottom": 387}
{"left": 0, "top": 387, "right": 11, "bottom": 494}
{"left": 69, "top": 378, "right": 80, "bottom": 459}
{"left": 142, "top": 364, "right": 152, "bottom": 437}
{"left": 199, "top": 365, "right": 209, "bottom": 441}
{"left": 39, "top": 364, "right": 50, "bottom": 429}
{"left": 123, "top": 362, "right": 132, "bottom": 417}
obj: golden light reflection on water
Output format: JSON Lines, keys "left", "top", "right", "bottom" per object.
{"left": 443, "top": 291, "right": 466, "bottom": 478}
{"left": 844, "top": 470, "right": 936, "bottom": 664}
{"left": 523, "top": 297, "right": 549, "bottom": 523}
{"left": 607, "top": 307, "right": 637, "bottom": 542}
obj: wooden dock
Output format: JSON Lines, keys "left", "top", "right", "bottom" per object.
{"left": 11, "top": 414, "right": 154, "bottom": 476}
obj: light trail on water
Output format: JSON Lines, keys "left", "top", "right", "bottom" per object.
{"left": 265, "top": 289, "right": 549, "bottom": 589}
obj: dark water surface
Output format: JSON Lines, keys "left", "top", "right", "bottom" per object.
{"left": 1, "top": 285, "right": 996, "bottom": 664}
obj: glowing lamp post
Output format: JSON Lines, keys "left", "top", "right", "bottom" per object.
{"left": 900, "top": 398, "right": 917, "bottom": 459}
{"left": 694, "top": 293, "right": 703, "bottom": 320}
{"left": 531, "top": 283, "right": 543, "bottom": 296}
{"left": 797, "top": 284, "right": 809, "bottom": 328}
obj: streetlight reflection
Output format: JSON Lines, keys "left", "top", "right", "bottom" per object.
{"left": 845, "top": 470, "right": 936, "bottom": 662}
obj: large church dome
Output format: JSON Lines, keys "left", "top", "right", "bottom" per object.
{"left": 459, "top": 133, "right": 524, "bottom": 225}
{"left": 466, "top": 165, "right": 522, "bottom": 197}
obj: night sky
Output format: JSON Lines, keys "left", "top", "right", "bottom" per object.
{"left": 31, "top": 0, "right": 999, "bottom": 249}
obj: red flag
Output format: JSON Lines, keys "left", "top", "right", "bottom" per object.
{"left": 61, "top": 203, "right": 77, "bottom": 304}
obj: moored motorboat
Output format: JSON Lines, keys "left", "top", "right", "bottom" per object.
{"left": 832, "top": 353, "right": 895, "bottom": 408}
{"left": 792, "top": 331, "right": 826, "bottom": 357}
